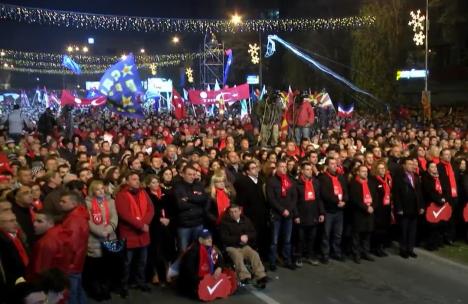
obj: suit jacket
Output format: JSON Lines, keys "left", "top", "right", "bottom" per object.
{"left": 392, "top": 171, "right": 424, "bottom": 217}
{"left": 0, "top": 230, "right": 27, "bottom": 289}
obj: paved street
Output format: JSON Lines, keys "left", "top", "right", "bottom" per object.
{"left": 91, "top": 247, "right": 468, "bottom": 304}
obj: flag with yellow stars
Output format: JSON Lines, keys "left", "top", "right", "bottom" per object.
{"left": 98, "top": 53, "right": 144, "bottom": 119}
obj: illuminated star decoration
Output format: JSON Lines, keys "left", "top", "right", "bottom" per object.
{"left": 248, "top": 43, "right": 260, "bottom": 64}
{"left": 185, "top": 67, "right": 194, "bottom": 83}
{"left": 409, "top": 10, "right": 426, "bottom": 46}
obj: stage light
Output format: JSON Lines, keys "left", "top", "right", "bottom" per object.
{"left": 88, "top": 37, "right": 95, "bottom": 44}
{"left": 36, "top": 77, "right": 40, "bottom": 81}
{"left": 172, "top": 36, "right": 180, "bottom": 44}
{"left": 140, "top": 48, "right": 145, "bottom": 53}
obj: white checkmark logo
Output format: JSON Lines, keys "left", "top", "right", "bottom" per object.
{"left": 433, "top": 205, "right": 446, "bottom": 218}
{"left": 207, "top": 279, "right": 223, "bottom": 295}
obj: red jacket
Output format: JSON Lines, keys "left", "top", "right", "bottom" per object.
{"left": 115, "top": 187, "right": 154, "bottom": 249}
{"left": 27, "top": 225, "right": 70, "bottom": 277}
{"left": 286, "top": 102, "right": 315, "bottom": 127}
{"left": 60, "top": 205, "right": 90, "bottom": 274}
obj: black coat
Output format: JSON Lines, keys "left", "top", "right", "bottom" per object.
{"left": 295, "top": 177, "right": 325, "bottom": 226}
{"left": 219, "top": 214, "right": 256, "bottom": 248}
{"left": 146, "top": 187, "right": 176, "bottom": 261}
{"left": 0, "top": 232, "right": 27, "bottom": 290}
{"left": 437, "top": 162, "right": 459, "bottom": 204}
{"left": 318, "top": 172, "right": 349, "bottom": 213}
{"left": 392, "top": 171, "right": 424, "bottom": 217}
{"left": 370, "top": 176, "right": 392, "bottom": 230}
{"left": 349, "top": 178, "right": 378, "bottom": 232}
{"left": 234, "top": 175, "right": 269, "bottom": 230}
{"left": 266, "top": 175, "right": 298, "bottom": 220}
{"left": 206, "top": 190, "right": 235, "bottom": 226}
{"left": 174, "top": 180, "right": 209, "bottom": 228}
{"left": 421, "top": 173, "right": 449, "bottom": 207}
{"left": 11, "top": 203, "right": 35, "bottom": 246}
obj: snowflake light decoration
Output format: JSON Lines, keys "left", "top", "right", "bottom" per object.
{"left": 413, "top": 32, "right": 426, "bottom": 46}
{"left": 248, "top": 43, "right": 260, "bottom": 64}
{"left": 409, "top": 10, "right": 426, "bottom": 46}
{"left": 185, "top": 67, "right": 194, "bottom": 83}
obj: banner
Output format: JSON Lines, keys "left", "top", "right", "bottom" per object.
{"left": 60, "top": 90, "right": 107, "bottom": 107}
{"left": 188, "top": 83, "right": 250, "bottom": 105}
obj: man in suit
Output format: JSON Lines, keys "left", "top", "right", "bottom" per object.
{"left": 437, "top": 149, "right": 458, "bottom": 244}
{"left": 319, "top": 157, "right": 349, "bottom": 263}
{"left": 234, "top": 160, "right": 270, "bottom": 259}
{"left": 266, "top": 160, "right": 299, "bottom": 270}
{"left": 393, "top": 157, "right": 425, "bottom": 258}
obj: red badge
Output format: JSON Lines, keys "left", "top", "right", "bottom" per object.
{"left": 198, "top": 273, "right": 232, "bottom": 302}
{"left": 426, "top": 202, "right": 452, "bottom": 224}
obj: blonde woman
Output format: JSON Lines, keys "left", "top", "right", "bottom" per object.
{"left": 83, "top": 180, "right": 118, "bottom": 301}
{"left": 207, "top": 171, "right": 236, "bottom": 226}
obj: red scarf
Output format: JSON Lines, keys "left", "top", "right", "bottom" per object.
{"left": 198, "top": 245, "right": 217, "bottom": 278}
{"left": 376, "top": 172, "right": 392, "bottom": 206}
{"left": 441, "top": 160, "right": 457, "bottom": 197}
{"left": 336, "top": 165, "right": 345, "bottom": 176}
{"left": 90, "top": 197, "right": 110, "bottom": 225}
{"left": 151, "top": 187, "right": 162, "bottom": 200}
{"left": 125, "top": 189, "right": 149, "bottom": 221}
{"left": 325, "top": 171, "right": 343, "bottom": 200}
{"left": 2, "top": 229, "right": 29, "bottom": 267}
{"left": 215, "top": 188, "right": 230, "bottom": 224}
{"left": 277, "top": 173, "right": 292, "bottom": 197}
{"left": 432, "top": 157, "right": 440, "bottom": 165}
{"left": 301, "top": 176, "right": 315, "bottom": 202}
{"left": 434, "top": 176, "right": 442, "bottom": 194}
{"left": 418, "top": 157, "right": 427, "bottom": 171}
{"left": 356, "top": 177, "right": 372, "bottom": 206}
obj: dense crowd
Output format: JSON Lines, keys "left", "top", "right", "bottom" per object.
{"left": 0, "top": 93, "right": 467, "bottom": 303}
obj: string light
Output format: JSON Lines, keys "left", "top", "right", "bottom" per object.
{"left": 409, "top": 10, "right": 426, "bottom": 46}
{"left": 0, "top": 3, "right": 375, "bottom": 33}
{"left": 0, "top": 48, "right": 222, "bottom": 65}
{"left": 248, "top": 43, "right": 260, "bottom": 64}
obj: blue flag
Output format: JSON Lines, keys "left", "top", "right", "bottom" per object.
{"left": 62, "top": 55, "right": 81, "bottom": 75}
{"left": 86, "top": 87, "right": 102, "bottom": 99}
{"left": 98, "top": 53, "right": 144, "bottom": 119}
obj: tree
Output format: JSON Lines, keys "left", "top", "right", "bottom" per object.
{"left": 351, "top": 0, "right": 409, "bottom": 104}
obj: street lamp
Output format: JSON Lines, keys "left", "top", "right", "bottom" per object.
{"left": 82, "top": 46, "right": 89, "bottom": 53}
{"left": 67, "top": 46, "right": 73, "bottom": 53}
{"left": 231, "top": 13, "right": 243, "bottom": 25}
{"left": 172, "top": 36, "right": 180, "bottom": 44}
{"left": 140, "top": 48, "right": 145, "bottom": 54}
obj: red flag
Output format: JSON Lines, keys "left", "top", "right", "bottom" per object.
{"left": 172, "top": 89, "right": 186, "bottom": 119}
{"left": 60, "top": 90, "right": 107, "bottom": 107}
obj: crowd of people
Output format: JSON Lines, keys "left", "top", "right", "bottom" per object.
{"left": 0, "top": 92, "right": 467, "bottom": 303}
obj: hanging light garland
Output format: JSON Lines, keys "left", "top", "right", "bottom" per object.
{"left": 0, "top": 48, "right": 222, "bottom": 65}
{"left": 0, "top": 3, "right": 375, "bottom": 33}
{"left": 0, "top": 58, "right": 184, "bottom": 74}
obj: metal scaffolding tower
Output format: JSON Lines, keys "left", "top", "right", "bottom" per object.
{"left": 199, "top": 33, "right": 224, "bottom": 89}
